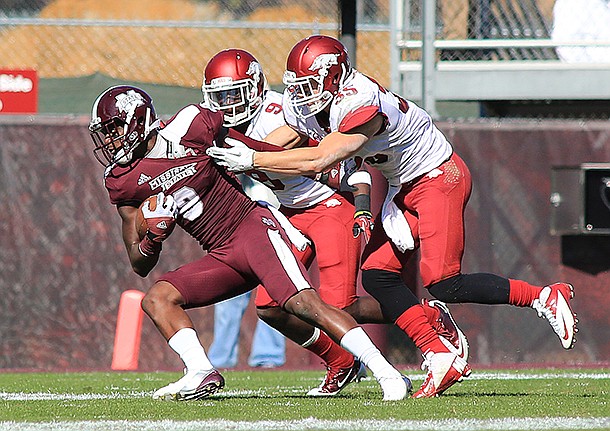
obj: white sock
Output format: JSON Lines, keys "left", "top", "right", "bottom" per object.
{"left": 167, "top": 327, "right": 213, "bottom": 372}
{"left": 340, "top": 327, "right": 400, "bottom": 379}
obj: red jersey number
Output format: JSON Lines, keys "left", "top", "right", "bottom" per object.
{"left": 265, "top": 102, "right": 282, "bottom": 115}
{"left": 335, "top": 87, "right": 358, "bottom": 103}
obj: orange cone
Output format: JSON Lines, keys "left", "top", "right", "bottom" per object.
{"left": 111, "top": 290, "right": 145, "bottom": 370}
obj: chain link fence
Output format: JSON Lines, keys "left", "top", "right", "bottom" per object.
{"left": 396, "top": 0, "right": 610, "bottom": 119}
{"left": 0, "top": 0, "right": 391, "bottom": 91}
{"left": 398, "top": 0, "right": 610, "bottom": 62}
{"left": 2, "top": 0, "right": 608, "bottom": 118}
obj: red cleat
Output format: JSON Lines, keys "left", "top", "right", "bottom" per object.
{"left": 422, "top": 299, "right": 469, "bottom": 361}
{"left": 532, "top": 282, "right": 578, "bottom": 349}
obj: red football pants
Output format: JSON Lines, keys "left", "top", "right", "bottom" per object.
{"left": 255, "top": 192, "right": 360, "bottom": 308}
{"left": 361, "top": 153, "right": 472, "bottom": 287}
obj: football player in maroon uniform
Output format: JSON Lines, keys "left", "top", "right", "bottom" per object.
{"left": 89, "top": 85, "right": 410, "bottom": 401}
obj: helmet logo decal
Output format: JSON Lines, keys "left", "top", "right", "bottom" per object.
{"left": 115, "top": 90, "right": 145, "bottom": 114}
{"left": 247, "top": 61, "right": 262, "bottom": 84}
{"left": 309, "top": 53, "right": 339, "bottom": 75}
{"left": 115, "top": 89, "right": 145, "bottom": 128}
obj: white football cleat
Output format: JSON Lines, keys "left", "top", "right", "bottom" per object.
{"left": 152, "top": 369, "right": 225, "bottom": 401}
{"left": 377, "top": 374, "right": 412, "bottom": 401}
{"left": 532, "top": 282, "right": 577, "bottom": 349}
{"left": 412, "top": 351, "right": 471, "bottom": 398}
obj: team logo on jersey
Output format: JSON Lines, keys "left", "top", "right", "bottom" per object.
{"left": 261, "top": 217, "right": 277, "bottom": 228}
{"left": 324, "top": 198, "right": 342, "bottom": 208}
{"left": 148, "top": 163, "right": 198, "bottom": 191}
{"left": 137, "top": 173, "right": 152, "bottom": 186}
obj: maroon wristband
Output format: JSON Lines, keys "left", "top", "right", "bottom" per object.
{"left": 138, "top": 235, "right": 162, "bottom": 257}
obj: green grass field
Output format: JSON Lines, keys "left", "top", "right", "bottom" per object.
{"left": 1, "top": 368, "right": 609, "bottom": 430}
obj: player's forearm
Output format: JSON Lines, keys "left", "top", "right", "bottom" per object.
{"left": 127, "top": 241, "right": 160, "bottom": 277}
{"left": 252, "top": 131, "right": 359, "bottom": 175}
{"left": 119, "top": 212, "right": 159, "bottom": 277}
{"left": 253, "top": 146, "right": 336, "bottom": 175}
{"left": 264, "top": 125, "right": 306, "bottom": 149}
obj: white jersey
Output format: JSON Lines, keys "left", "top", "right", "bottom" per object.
{"left": 245, "top": 90, "right": 335, "bottom": 208}
{"left": 285, "top": 70, "right": 453, "bottom": 186}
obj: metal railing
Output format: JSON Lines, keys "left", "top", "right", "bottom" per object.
{"left": 392, "top": 0, "right": 610, "bottom": 118}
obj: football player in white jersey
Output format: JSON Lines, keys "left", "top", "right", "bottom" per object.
{"left": 207, "top": 36, "right": 578, "bottom": 398}
{"left": 204, "top": 47, "right": 471, "bottom": 397}
{"left": 203, "top": 48, "right": 391, "bottom": 396}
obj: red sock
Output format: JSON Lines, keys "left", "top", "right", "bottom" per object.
{"left": 305, "top": 331, "right": 354, "bottom": 369}
{"left": 395, "top": 305, "right": 449, "bottom": 354}
{"left": 508, "top": 279, "right": 542, "bottom": 307}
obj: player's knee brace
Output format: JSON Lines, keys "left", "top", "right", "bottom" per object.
{"left": 361, "top": 269, "right": 419, "bottom": 322}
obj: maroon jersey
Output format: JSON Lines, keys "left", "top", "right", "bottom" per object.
{"left": 104, "top": 104, "right": 257, "bottom": 249}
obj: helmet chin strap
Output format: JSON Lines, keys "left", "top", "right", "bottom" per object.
{"left": 144, "top": 107, "right": 161, "bottom": 137}
{"left": 147, "top": 118, "right": 161, "bottom": 136}
{"left": 113, "top": 146, "right": 133, "bottom": 166}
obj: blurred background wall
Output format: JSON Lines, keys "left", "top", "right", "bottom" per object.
{"left": 0, "top": 0, "right": 609, "bottom": 371}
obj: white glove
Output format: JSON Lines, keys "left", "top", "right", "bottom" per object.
{"left": 206, "top": 138, "right": 255, "bottom": 172}
{"left": 138, "top": 192, "right": 178, "bottom": 256}
{"left": 142, "top": 192, "right": 178, "bottom": 221}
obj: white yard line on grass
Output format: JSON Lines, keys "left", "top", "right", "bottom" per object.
{"left": 467, "top": 372, "right": 610, "bottom": 380}
{"left": 1, "top": 372, "right": 608, "bottom": 431}
{"left": 1, "top": 418, "right": 609, "bottom": 431}
{"left": 3, "top": 371, "right": 609, "bottom": 402}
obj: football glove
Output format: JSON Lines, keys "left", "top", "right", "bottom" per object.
{"left": 353, "top": 210, "right": 374, "bottom": 244}
{"left": 138, "top": 192, "right": 177, "bottom": 256}
{"left": 206, "top": 137, "right": 255, "bottom": 172}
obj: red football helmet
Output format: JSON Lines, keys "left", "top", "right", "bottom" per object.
{"left": 202, "top": 49, "right": 266, "bottom": 127}
{"left": 89, "top": 85, "right": 158, "bottom": 167}
{"left": 283, "top": 35, "right": 352, "bottom": 118}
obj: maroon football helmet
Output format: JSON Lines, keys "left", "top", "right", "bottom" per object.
{"left": 283, "top": 35, "right": 352, "bottom": 118}
{"left": 89, "top": 85, "right": 158, "bottom": 166}
{"left": 202, "top": 49, "right": 266, "bottom": 127}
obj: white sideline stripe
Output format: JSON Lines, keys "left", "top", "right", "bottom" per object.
{"left": 464, "top": 372, "right": 610, "bottom": 380}
{"left": 1, "top": 418, "right": 609, "bottom": 431}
